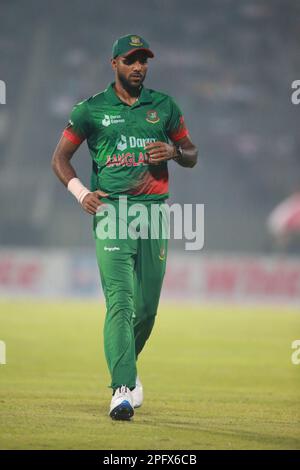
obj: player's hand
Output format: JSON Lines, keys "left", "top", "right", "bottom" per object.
{"left": 145, "top": 141, "right": 176, "bottom": 165}
{"left": 81, "top": 190, "right": 108, "bottom": 215}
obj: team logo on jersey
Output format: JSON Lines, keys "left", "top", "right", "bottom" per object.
{"left": 129, "top": 36, "right": 143, "bottom": 46}
{"left": 146, "top": 110, "right": 160, "bottom": 124}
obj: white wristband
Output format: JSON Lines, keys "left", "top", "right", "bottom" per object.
{"left": 67, "top": 177, "right": 91, "bottom": 205}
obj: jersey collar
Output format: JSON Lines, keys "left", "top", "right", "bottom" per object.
{"left": 105, "top": 82, "right": 152, "bottom": 107}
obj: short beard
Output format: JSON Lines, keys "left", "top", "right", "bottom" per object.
{"left": 117, "top": 70, "right": 145, "bottom": 96}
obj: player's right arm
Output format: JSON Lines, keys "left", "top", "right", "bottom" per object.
{"left": 51, "top": 135, "right": 106, "bottom": 215}
{"left": 51, "top": 134, "right": 79, "bottom": 186}
{"left": 51, "top": 100, "right": 107, "bottom": 215}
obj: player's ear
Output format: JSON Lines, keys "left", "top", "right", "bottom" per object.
{"left": 111, "top": 58, "right": 117, "bottom": 71}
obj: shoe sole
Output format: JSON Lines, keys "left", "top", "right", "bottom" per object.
{"left": 110, "top": 400, "right": 134, "bottom": 421}
{"left": 133, "top": 403, "right": 142, "bottom": 409}
{"left": 132, "top": 386, "right": 143, "bottom": 409}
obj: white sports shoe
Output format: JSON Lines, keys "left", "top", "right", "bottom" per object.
{"left": 132, "top": 376, "right": 143, "bottom": 409}
{"left": 109, "top": 385, "right": 134, "bottom": 420}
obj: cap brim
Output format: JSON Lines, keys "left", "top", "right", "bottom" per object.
{"left": 123, "top": 48, "right": 154, "bottom": 58}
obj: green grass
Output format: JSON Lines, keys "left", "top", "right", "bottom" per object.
{"left": 0, "top": 300, "right": 299, "bottom": 450}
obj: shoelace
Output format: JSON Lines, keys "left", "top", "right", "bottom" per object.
{"left": 118, "top": 385, "right": 129, "bottom": 397}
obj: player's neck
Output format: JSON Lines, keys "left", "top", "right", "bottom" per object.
{"left": 113, "top": 80, "right": 141, "bottom": 106}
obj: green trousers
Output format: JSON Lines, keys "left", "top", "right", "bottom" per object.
{"left": 94, "top": 198, "right": 168, "bottom": 390}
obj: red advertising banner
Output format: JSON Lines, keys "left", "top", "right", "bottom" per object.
{"left": 0, "top": 250, "right": 299, "bottom": 304}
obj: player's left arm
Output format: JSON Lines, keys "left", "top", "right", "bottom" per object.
{"left": 145, "top": 97, "right": 198, "bottom": 167}
{"left": 171, "top": 133, "right": 198, "bottom": 168}
{"left": 145, "top": 134, "right": 198, "bottom": 168}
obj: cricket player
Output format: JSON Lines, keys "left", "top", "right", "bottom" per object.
{"left": 52, "top": 34, "right": 198, "bottom": 420}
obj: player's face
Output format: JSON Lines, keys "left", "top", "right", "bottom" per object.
{"left": 112, "top": 51, "right": 148, "bottom": 89}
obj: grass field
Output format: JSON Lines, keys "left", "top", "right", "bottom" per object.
{"left": 0, "top": 300, "right": 299, "bottom": 450}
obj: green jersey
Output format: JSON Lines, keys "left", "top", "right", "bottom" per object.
{"left": 63, "top": 82, "right": 189, "bottom": 201}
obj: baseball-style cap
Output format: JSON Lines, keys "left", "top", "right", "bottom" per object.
{"left": 112, "top": 34, "right": 154, "bottom": 59}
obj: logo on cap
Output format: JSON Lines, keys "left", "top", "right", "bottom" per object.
{"left": 129, "top": 36, "right": 143, "bottom": 46}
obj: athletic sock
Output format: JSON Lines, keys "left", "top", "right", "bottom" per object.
{"left": 112, "top": 385, "right": 134, "bottom": 395}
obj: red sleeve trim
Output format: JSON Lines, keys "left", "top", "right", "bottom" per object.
{"left": 169, "top": 127, "right": 189, "bottom": 142}
{"left": 168, "top": 115, "right": 189, "bottom": 142}
{"left": 63, "top": 129, "right": 84, "bottom": 145}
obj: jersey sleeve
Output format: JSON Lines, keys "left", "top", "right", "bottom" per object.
{"left": 166, "top": 97, "right": 189, "bottom": 142}
{"left": 63, "top": 100, "right": 90, "bottom": 144}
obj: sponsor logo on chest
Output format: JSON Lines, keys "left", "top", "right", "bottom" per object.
{"left": 117, "top": 135, "right": 156, "bottom": 151}
{"left": 102, "top": 114, "right": 125, "bottom": 127}
{"left": 102, "top": 109, "right": 161, "bottom": 127}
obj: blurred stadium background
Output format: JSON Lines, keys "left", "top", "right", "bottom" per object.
{"left": 0, "top": 0, "right": 299, "bottom": 302}
{"left": 0, "top": 0, "right": 300, "bottom": 450}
